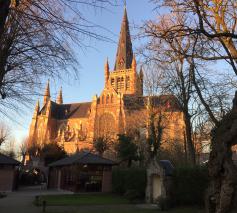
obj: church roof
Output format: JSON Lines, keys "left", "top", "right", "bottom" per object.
{"left": 123, "top": 95, "right": 182, "bottom": 111}
{"left": 0, "top": 153, "right": 20, "bottom": 166}
{"left": 114, "top": 7, "right": 133, "bottom": 70}
{"left": 48, "top": 102, "right": 91, "bottom": 119}
{"left": 51, "top": 102, "right": 91, "bottom": 119}
{"left": 49, "top": 152, "right": 116, "bottom": 167}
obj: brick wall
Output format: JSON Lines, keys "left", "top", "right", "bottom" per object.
{"left": 102, "top": 170, "right": 112, "bottom": 192}
{"left": 0, "top": 166, "right": 15, "bottom": 191}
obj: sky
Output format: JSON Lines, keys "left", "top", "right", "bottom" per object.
{"left": 7, "top": 0, "right": 157, "bottom": 148}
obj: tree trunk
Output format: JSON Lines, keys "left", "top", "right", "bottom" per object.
{"left": 206, "top": 92, "right": 237, "bottom": 213}
{"left": 183, "top": 110, "right": 196, "bottom": 165}
{"left": 0, "top": 0, "right": 11, "bottom": 38}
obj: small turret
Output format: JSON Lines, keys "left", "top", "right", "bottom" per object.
{"left": 43, "top": 80, "right": 50, "bottom": 105}
{"left": 132, "top": 55, "right": 136, "bottom": 70}
{"left": 35, "top": 99, "right": 40, "bottom": 112}
{"left": 104, "top": 58, "right": 110, "bottom": 86}
{"left": 131, "top": 55, "right": 137, "bottom": 94}
{"left": 33, "top": 99, "right": 40, "bottom": 117}
{"left": 139, "top": 66, "right": 143, "bottom": 79}
{"left": 56, "top": 87, "right": 63, "bottom": 104}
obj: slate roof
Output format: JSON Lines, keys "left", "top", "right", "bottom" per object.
{"left": 49, "top": 152, "right": 116, "bottom": 167}
{"left": 0, "top": 153, "right": 20, "bottom": 166}
{"left": 40, "top": 101, "right": 91, "bottom": 120}
{"left": 159, "top": 160, "right": 174, "bottom": 176}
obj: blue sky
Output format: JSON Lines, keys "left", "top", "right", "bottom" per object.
{"left": 9, "top": 0, "right": 156, "bottom": 147}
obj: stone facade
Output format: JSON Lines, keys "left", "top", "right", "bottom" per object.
{"left": 28, "top": 8, "right": 185, "bottom": 154}
{"left": 146, "top": 159, "right": 174, "bottom": 204}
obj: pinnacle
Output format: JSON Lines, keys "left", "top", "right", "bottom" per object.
{"left": 44, "top": 80, "right": 50, "bottom": 97}
{"left": 57, "top": 87, "right": 63, "bottom": 104}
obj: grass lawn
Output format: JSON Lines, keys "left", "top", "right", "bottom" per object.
{"left": 43, "top": 205, "right": 204, "bottom": 213}
{"left": 36, "top": 193, "right": 130, "bottom": 206}
{"left": 36, "top": 194, "right": 204, "bottom": 213}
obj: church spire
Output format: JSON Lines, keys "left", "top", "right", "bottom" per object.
{"left": 56, "top": 87, "right": 63, "bottom": 104}
{"left": 104, "top": 57, "right": 110, "bottom": 87}
{"left": 114, "top": 7, "right": 133, "bottom": 71}
{"left": 43, "top": 80, "right": 50, "bottom": 105}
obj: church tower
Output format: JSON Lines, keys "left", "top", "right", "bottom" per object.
{"left": 105, "top": 7, "right": 142, "bottom": 96}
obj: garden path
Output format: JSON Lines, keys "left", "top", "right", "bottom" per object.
{"left": 0, "top": 185, "right": 72, "bottom": 213}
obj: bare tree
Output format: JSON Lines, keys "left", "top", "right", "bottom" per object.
{"left": 152, "top": 0, "right": 237, "bottom": 73}
{"left": 1, "top": 136, "right": 16, "bottom": 159}
{"left": 145, "top": 1, "right": 237, "bottom": 212}
{"left": 140, "top": 15, "right": 197, "bottom": 165}
{"left": 0, "top": 0, "right": 115, "bottom": 115}
{"left": 19, "top": 137, "right": 28, "bottom": 165}
{"left": 0, "top": 122, "right": 10, "bottom": 146}
{"left": 93, "top": 136, "right": 112, "bottom": 156}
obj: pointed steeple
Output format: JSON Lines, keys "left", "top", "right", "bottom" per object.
{"left": 43, "top": 80, "right": 50, "bottom": 105}
{"left": 56, "top": 87, "right": 63, "bottom": 104}
{"left": 114, "top": 7, "right": 133, "bottom": 70}
{"left": 104, "top": 58, "right": 110, "bottom": 86}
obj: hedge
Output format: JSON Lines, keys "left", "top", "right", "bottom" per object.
{"left": 112, "top": 167, "right": 147, "bottom": 199}
{"left": 172, "top": 165, "right": 209, "bottom": 206}
{"left": 112, "top": 165, "right": 209, "bottom": 206}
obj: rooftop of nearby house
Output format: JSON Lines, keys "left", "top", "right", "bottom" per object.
{"left": 0, "top": 153, "right": 20, "bottom": 166}
{"left": 48, "top": 151, "right": 116, "bottom": 167}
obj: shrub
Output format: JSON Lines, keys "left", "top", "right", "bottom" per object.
{"left": 157, "top": 196, "right": 172, "bottom": 211}
{"left": 172, "top": 165, "right": 209, "bottom": 206}
{"left": 124, "top": 189, "right": 142, "bottom": 202}
{"left": 112, "top": 167, "right": 146, "bottom": 200}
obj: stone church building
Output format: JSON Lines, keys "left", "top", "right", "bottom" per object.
{"left": 28, "top": 8, "right": 185, "bottom": 154}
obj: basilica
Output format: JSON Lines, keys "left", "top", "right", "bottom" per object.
{"left": 28, "top": 8, "right": 185, "bottom": 154}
